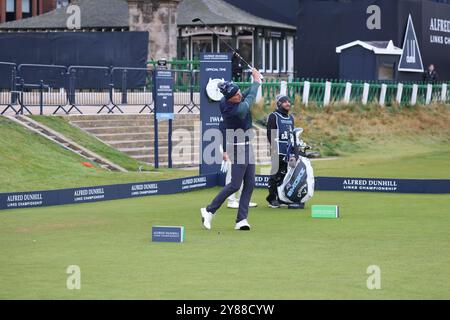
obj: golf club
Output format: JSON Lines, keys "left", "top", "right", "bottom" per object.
{"left": 192, "top": 17, "right": 263, "bottom": 79}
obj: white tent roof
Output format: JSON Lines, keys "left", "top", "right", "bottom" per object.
{"left": 336, "top": 40, "right": 402, "bottom": 55}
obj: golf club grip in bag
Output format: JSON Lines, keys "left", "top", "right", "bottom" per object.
{"left": 277, "top": 157, "right": 315, "bottom": 204}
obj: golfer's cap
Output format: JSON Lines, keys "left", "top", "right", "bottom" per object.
{"left": 218, "top": 81, "right": 240, "bottom": 100}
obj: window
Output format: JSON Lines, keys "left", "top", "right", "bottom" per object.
{"left": 261, "top": 38, "right": 265, "bottom": 72}
{"left": 272, "top": 39, "right": 279, "bottom": 73}
{"left": 6, "top": 0, "right": 15, "bottom": 22}
{"left": 22, "top": 0, "right": 32, "bottom": 18}
{"left": 180, "top": 38, "right": 189, "bottom": 60}
{"left": 378, "top": 63, "right": 395, "bottom": 81}
{"left": 287, "top": 36, "right": 294, "bottom": 74}
{"left": 191, "top": 37, "right": 213, "bottom": 60}
{"left": 6, "top": 0, "right": 15, "bottom": 12}
{"left": 237, "top": 37, "right": 253, "bottom": 68}
{"left": 280, "top": 39, "right": 286, "bottom": 72}
{"left": 22, "top": 0, "right": 31, "bottom": 13}
{"left": 256, "top": 37, "right": 263, "bottom": 70}
{"left": 218, "top": 37, "right": 233, "bottom": 53}
{"left": 265, "top": 38, "right": 271, "bottom": 72}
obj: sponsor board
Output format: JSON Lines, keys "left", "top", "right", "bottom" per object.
{"left": 0, "top": 174, "right": 218, "bottom": 211}
{"left": 1, "top": 175, "right": 449, "bottom": 211}
{"left": 313, "top": 176, "right": 450, "bottom": 194}
{"left": 199, "top": 53, "right": 232, "bottom": 175}
{"left": 152, "top": 226, "right": 185, "bottom": 243}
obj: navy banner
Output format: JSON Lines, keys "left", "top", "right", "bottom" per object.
{"left": 0, "top": 32, "right": 148, "bottom": 89}
{"left": 0, "top": 174, "right": 218, "bottom": 211}
{"left": 254, "top": 175, "right": 450, "bottom": 194}
{"left": 1, "top": 174, "right": 449, "bottom": 211}
{"left": 314, "top": 176, "right": 450, "bottom": 194}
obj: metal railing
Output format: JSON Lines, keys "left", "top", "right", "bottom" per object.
{"left": 1, "top": 61, "right": 449, "bottom": 116}
{"left": 111, "top": 67, "right": 154, "bottom": 114}
{"left": 0, "top": 62, "right": 202, "bottom": 115}
{"left": 0, "top": 62, "right": 19, "bottom": 115}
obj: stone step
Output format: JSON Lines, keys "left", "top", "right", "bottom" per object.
{"left": 108, "top": 140, "right": 195, "bottom": 149}
{"left": 97, "top": 133, "right": 152, "bottom": 142}
{"left": 133, "top": 154, "right": 198, "bottom": 164}
{"left": 95, "top": 132, "right": 201, "bottom": 142}
{"left": 110, "top": 141, "right": 268, "bottom": 152}
{"left": 119, "top": 145, "right": 200, "bottom": 156}
{"left": 71, "top": 119, "right": 199, "bottom": 128}
{"left": 118, "top": 143, "right": 203, "bottom": 151}
{"left": 126, "top": 152, "right": 269, "bottom": 161}
{"left": 107, "top": 140, "right": 153, "bottom": 149}
{"left": 134, "top": 157, "right": 270, "bottom": 167}
{"left": 83, "top": 126, "right": 151, "bottom": 135}
{"left": 65, "top": 114, "right": 200, "bottom": 121}
{"left": 84, "top": 127, "right": 200, "bottom": 137}
{"left": 108, "top": 137, "right": 200, "bottom": 146}
{"left": 63, "top": 115, "right": 270, "bottom": 166}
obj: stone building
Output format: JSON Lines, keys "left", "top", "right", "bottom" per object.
{"left": 177, "top": 0, "right": 296, "bottom": 78}
{"left": 0, "top": 0, "right": 181, "bottom": 62}
{"left": 0, "top": 0, "right": 62, "bottom": 23}
{"left": 128, "top": 0, "right": 181, "bottom": 62}
{"left": 0, "top": 0, "right": 296, "bottom": 77}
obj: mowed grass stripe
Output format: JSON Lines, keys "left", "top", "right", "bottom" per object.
{"left": 0, "top": 189, "right": 448, "bottom": 299}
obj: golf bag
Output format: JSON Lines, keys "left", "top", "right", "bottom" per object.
{"left": 277, "top": 128, "right": 315, "bottom": 205}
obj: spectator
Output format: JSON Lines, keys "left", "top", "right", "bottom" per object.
{"left": 423, "top": 64, "right": 439, "bottom": 82}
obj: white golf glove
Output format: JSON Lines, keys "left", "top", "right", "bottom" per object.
{"left": 220, "top": 160, "right": 228, "bottom": 173}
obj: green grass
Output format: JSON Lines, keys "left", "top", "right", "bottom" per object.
{"left": 2, "top": 114, "right": 450, "bottom": 193}
{"left": 311, "top": 141, "right": 450, "bottom": 179}
{"left": 1, "top": 109, "right": 450, "bottom": 299}
{"left": 30, "top": 115, "right": 153, "bottom": 172}
{"left": 257, "top": 139, "right": 450, "bottom": 179}
{"left": 291, "top": 103, "right": 449, "bottom": 157}
{"left": 0, "top": 188, "right": 449, "bottom": 299}
{"left": 0, "top": 117, "right": 196, "bottom": 193}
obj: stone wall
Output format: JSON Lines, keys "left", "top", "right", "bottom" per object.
{"left": 128, "top": 0, "right": 181, "bottom": 62}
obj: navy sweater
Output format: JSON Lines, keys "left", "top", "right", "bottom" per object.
{"left": 219, "top": 82, "right": 260, "bottom": 151}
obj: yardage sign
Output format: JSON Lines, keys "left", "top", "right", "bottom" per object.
{"left": 154, "top": 70, "right": 174, "bottom": 120}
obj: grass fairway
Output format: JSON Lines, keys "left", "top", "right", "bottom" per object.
{"left": 0, "top": 116, "right": 196, "bottom": 193}
{"left": 0, "top": 188, "right": 449, "bottom": 300}
{"left": 1, "top": 106, "right": 449, "bottom": 300}
{"left": 30, "top": 116, "right": 154, "bottom": 172}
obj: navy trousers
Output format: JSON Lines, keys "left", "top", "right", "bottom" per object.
{"left": 207, "top": 144, "right": 255, "bottom": 223}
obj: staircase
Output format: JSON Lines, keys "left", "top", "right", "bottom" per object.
{"left": 67, "top": 114, "right": 271, "bottom": 167}
{"left": 67, "top": 114, "right": 200, "bottom": 167}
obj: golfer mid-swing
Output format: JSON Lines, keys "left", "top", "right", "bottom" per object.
{"left": 201, "top": 68, "right": 262, "bottom": 231}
